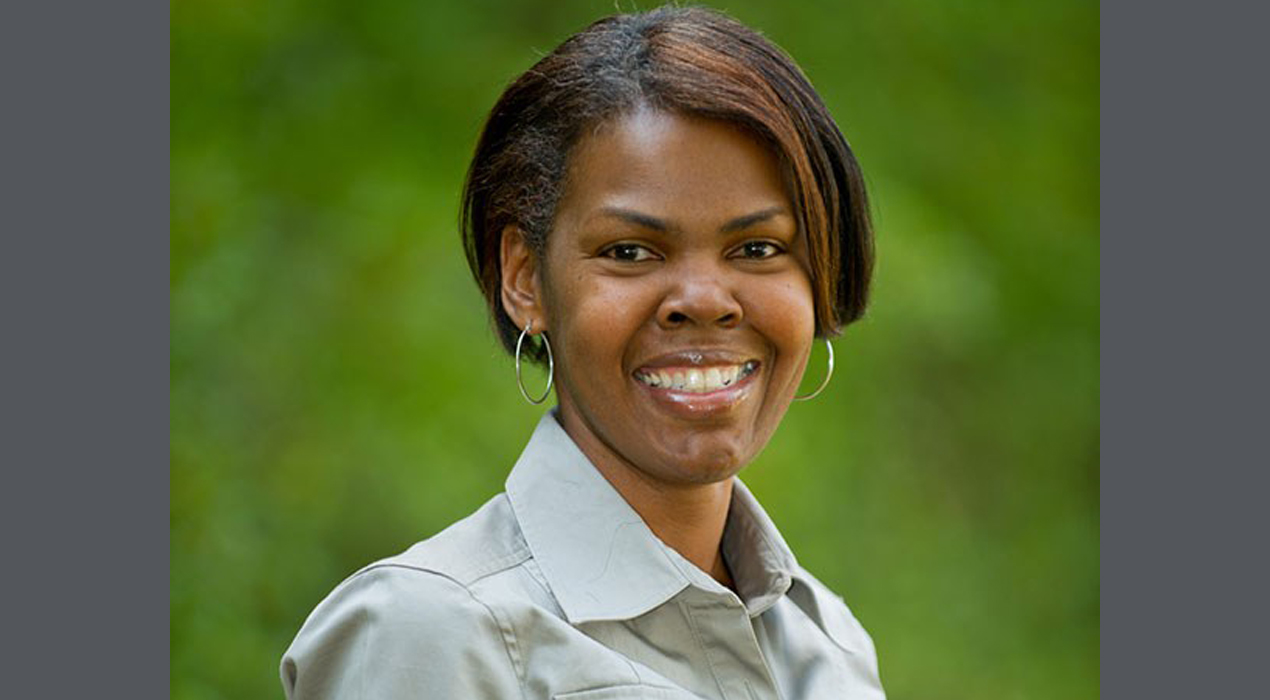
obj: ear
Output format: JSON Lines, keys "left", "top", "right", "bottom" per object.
{"left": 499, "top": 225, "right": 545, "bottom": 333}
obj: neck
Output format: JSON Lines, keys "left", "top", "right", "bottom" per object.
{"left": 558, "top": 413, "right": 737, "bottom": 589}
{"left": 617, "top": 472, "right": 737, "bottom": 590}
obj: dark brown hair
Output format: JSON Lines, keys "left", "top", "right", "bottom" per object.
{"left": 461, "top": 5, "right": 873, "bottom": 363}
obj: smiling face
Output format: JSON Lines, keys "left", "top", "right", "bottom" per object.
{"left": 504, "top": 108, "right": 816, "bottom": 489}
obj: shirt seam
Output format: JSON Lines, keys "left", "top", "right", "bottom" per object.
{"left": 748, "top": 613, "right": 787, "bottom": 700}
{"left": 360, "top": 541, "right": 532, "bottom": 588}
{"left": 357, "top": 586, "right": 371, "bottom": 700}
{"left": 473, "top": 587, "right": 530, "bottom": 700}
{"left": 679, "top": 599, "right": 729, "bottom": 699}
{"left": 353, "top": 563, "right": 530, "bottom": 700}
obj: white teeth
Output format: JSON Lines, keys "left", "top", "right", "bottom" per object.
{"left": 637, "top": 362, "right": 757, "bottom": 393}
{"left": 705, "top": 367, "right": 722, "bottom": 388}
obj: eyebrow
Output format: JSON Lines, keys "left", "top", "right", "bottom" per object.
{"left": 597, "top": 206, "right": 789, "bottom": 234}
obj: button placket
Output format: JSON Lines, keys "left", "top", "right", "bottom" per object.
{"left": 683, "top": 595, "right": 783, "bottom": 700}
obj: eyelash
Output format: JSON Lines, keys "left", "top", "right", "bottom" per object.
{"left": 596, "top": 241, "right": 782, "bottom": 262}
{"left": 731, "top": 240, "right": 784, "bottom": 260}
{"left": 601, "top": 243, "right": 660, "bottom": 262}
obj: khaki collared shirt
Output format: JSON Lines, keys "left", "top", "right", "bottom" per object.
{"left": 282, "top": 411, "right": 885, "bottom": 699}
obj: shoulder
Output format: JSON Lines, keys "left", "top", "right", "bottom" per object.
{"left": 281, "top": 494, "right": 531, "bottom": 699}
{"left": 289, "top": 562, "right": 509, "bottom": 654}
{"left": 385, "top": 492, "right": 531, "bottom": 585}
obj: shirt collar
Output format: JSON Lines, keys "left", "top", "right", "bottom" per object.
{"left": 505, "top": 410, "right": 806, "bottom": 623}
{"left": 723, "top": 479, "right": 799, "bottom": 616}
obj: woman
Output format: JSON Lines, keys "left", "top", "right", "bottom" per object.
{"left": 282, "top": 6, "right": 882, "bottom": 699}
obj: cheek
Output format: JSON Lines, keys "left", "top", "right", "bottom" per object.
{"left": 547, "top": 277, "right": 653, "bottom": 375}
{"left": 749, "top": 277, "right": 817, "bottom": 349}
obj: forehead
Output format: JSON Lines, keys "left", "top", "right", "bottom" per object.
{"left": 557, "top": 109, "right": 792, "bottom": 222}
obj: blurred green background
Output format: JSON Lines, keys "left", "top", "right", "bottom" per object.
{"left": 171, "top": 1, "right": 1097, "bottom": 698}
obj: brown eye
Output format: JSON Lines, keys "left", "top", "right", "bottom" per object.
{"left": 733, "top": 240, "right": 782, "bottom": 259}
{"left": 602, "top": 243, "right": 658, "bottom": 262}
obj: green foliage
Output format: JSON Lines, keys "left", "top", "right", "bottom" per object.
{"left": 172, "top": 1, "right": 1097, "bottom": 698}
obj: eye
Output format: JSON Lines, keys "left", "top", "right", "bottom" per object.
{"left": 731, "top": 240, "right": 784, "bottom": 260}
{"left": 601, "top": 242, "right": 660, "bottom": 262}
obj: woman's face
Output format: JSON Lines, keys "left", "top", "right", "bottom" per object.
{"left": 527, "top": 108, "right": 816, "bottom": 486}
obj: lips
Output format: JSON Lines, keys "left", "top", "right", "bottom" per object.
{"left": 630, "top": 349, "right": 762, "bottom": 419}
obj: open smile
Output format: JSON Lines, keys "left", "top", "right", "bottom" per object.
{"left": 633, "top": 360, "right": 760, "bottom": 393}
{"left": 631, "top": 359, "right": 762, "bottom": 418}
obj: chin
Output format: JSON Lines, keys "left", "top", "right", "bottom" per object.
{"left": 661, "top": 446, "right": 749, "bottom": 485}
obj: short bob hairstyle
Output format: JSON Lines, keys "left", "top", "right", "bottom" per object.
{"left": 461, "top": 6, "right": 873, "bottom": 364}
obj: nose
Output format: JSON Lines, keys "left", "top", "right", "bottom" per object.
{"left": 656, "top": 259, "right": 743, "bottom": 330}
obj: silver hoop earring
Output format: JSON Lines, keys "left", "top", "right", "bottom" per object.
{"left": 793, "top": 339, "right": 834, "bottom": 402}
{"left": 515, "top": 321, "right": 554, "bottom": 405}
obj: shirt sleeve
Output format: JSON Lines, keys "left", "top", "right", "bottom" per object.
{"left": 280, "top": 565, "right": 523, "bottom": 700}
